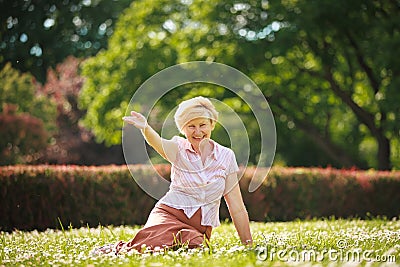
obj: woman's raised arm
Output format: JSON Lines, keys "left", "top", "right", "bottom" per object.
{"left": 123, "top": 111, "right": 178, "bottom": 162}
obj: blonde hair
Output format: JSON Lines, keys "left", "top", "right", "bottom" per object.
{"left": 174, "top": 96, "right": 218, "bottom": 133}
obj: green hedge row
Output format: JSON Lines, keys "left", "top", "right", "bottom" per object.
{"left": 236, "top": 167, "right": 400, "bottom": 222}
{"left": 1, "top": 165, "right": 399, "bottom": 231}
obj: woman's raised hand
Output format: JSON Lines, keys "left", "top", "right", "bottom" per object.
{"left": 122, "top": 111, "right": 148, "bottom": 130}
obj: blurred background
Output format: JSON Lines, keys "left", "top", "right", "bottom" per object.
{"left": 1, "top": 0, "right": 399, "bottom": 170}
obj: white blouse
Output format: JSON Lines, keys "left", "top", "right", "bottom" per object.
{"left": 157, "top": 136, "right": 239, "bottom": 227}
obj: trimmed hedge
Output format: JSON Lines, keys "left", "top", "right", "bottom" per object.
{"left": 0, "top": 165, "right": 166, "bottom": 232}
{"left": 0, "top": 165, "right": 399, "bottom": 231}
{"left": 236, "top": 167, "right": 400, "bottom": 222}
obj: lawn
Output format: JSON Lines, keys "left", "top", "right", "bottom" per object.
{"left": 1, "top": 218, "right": 399, "bottom": 266}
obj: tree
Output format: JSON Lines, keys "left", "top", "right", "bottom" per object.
{"left": 0, "top": 63, "right": 56, "bottom": 164}
{"left": 79, "top": 0, "right": 180, "bottom": 146}
{"left": 183, "top": 0, "right": 400, "bottom": 169}
{"left": 0, "top": 0, "right": 132, "bottom": 82}
{"left": 0, "top": 62, "right": 56, "bottom": 132}
{"left": 252, "top": 0, "right": 400, "bottom": 169}
{"left": 40, "top": 56, "right": 125, "bottom": 165}
{"left": 79, "top": 0, "right": 400, "bottom": 169}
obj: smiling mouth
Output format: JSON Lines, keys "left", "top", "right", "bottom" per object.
{"left": 192, "top": 136, "right": 205, "bottom": 141}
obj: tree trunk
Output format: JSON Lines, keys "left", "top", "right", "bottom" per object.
{"left": 274, "top": 101, "right": 358, "bottom": 167}
{"left": 295, "top": 119, "right": 357, "bottom": 168}
{"left": 377, "top": 134, "right": 391, "bottom": 170}
{"left": 324, "top": 68, "right": 392, "bottom": 170}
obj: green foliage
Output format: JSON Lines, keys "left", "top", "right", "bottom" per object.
{"left": 79, "top": 0, "right": 182, "bottom": 146}
{"left": 0, "top": 63, "right": 57, "bottom": 133}
{"left": 0, "top": 63, "right": 57, "bottom": 164}
{"left": 1, "top": 164, "right": 399, "bottom": 232}
{"left": 0, "top": 0, "right": 132, "bottom": 82}
{"left": 1, "top": 0, "right": 399, "bottom": 169}
{"left": 261, "top": 0, "right": 400, "bottom": 170}
{"left": 79, "top": 0, "right": 399, "bottom": 169}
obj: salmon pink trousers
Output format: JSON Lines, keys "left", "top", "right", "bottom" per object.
{"left": 114, "top": 204, "right": 212, "bottom": 254}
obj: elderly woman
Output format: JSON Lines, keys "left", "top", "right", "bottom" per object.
{"left": 95, "top": 96, "right": 252, "bottom": 254}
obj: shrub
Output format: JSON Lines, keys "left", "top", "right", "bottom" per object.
{"left": 236, "top": 167, "right": 400, "bottom": 221}
{"left": 0, "top": 105, "right": 49, "bottom": 165}
{"left": 0, "top": 63, "right": 57, "bottom": 165}
{"left": 0, "top": 165, "right": 399, "bottom": 231}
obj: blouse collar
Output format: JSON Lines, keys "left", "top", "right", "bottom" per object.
{"left": 183, "top": 138, "right": 218, "bottom": 160}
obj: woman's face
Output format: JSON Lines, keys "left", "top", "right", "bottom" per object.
{"left": 182, "top": 117, "right": 215, "bottom": 151}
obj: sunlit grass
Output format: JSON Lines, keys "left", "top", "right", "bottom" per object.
{"left": 1, "top": 219, "right": 399, "bottom": 266}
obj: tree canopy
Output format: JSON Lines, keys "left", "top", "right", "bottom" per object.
{"left": 80, "top": 0, "right": 400, "bottom": 170}
{"left": 0, "top": 0, "right": 131, "bottom": 82}
{"left": 2, "top": 0, "right": 398, "bottom": 169}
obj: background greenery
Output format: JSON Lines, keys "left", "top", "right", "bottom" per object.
{"left": 1, "top": 165, "right": 399, "bottom": 232}
{"left": 1, "top": 0, "right": 399, "bottom": 170}
{"left": 1, "top": 4, "right": 400, "bottom": 265}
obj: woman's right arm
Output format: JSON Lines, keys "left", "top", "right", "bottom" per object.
{"left": 123, "top": 111, "right": 178, "bottom": 162}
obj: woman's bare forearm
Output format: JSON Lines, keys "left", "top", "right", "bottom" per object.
{"left": 224, "top": 181, "right": 253, "bottom": 246}
{"left": 230, "top": 207, "right": 253, "bottom": 245}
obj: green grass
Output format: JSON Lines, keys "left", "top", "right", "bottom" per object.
{"left": 1, "top": 219, "right": 399, "bottom": 266}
